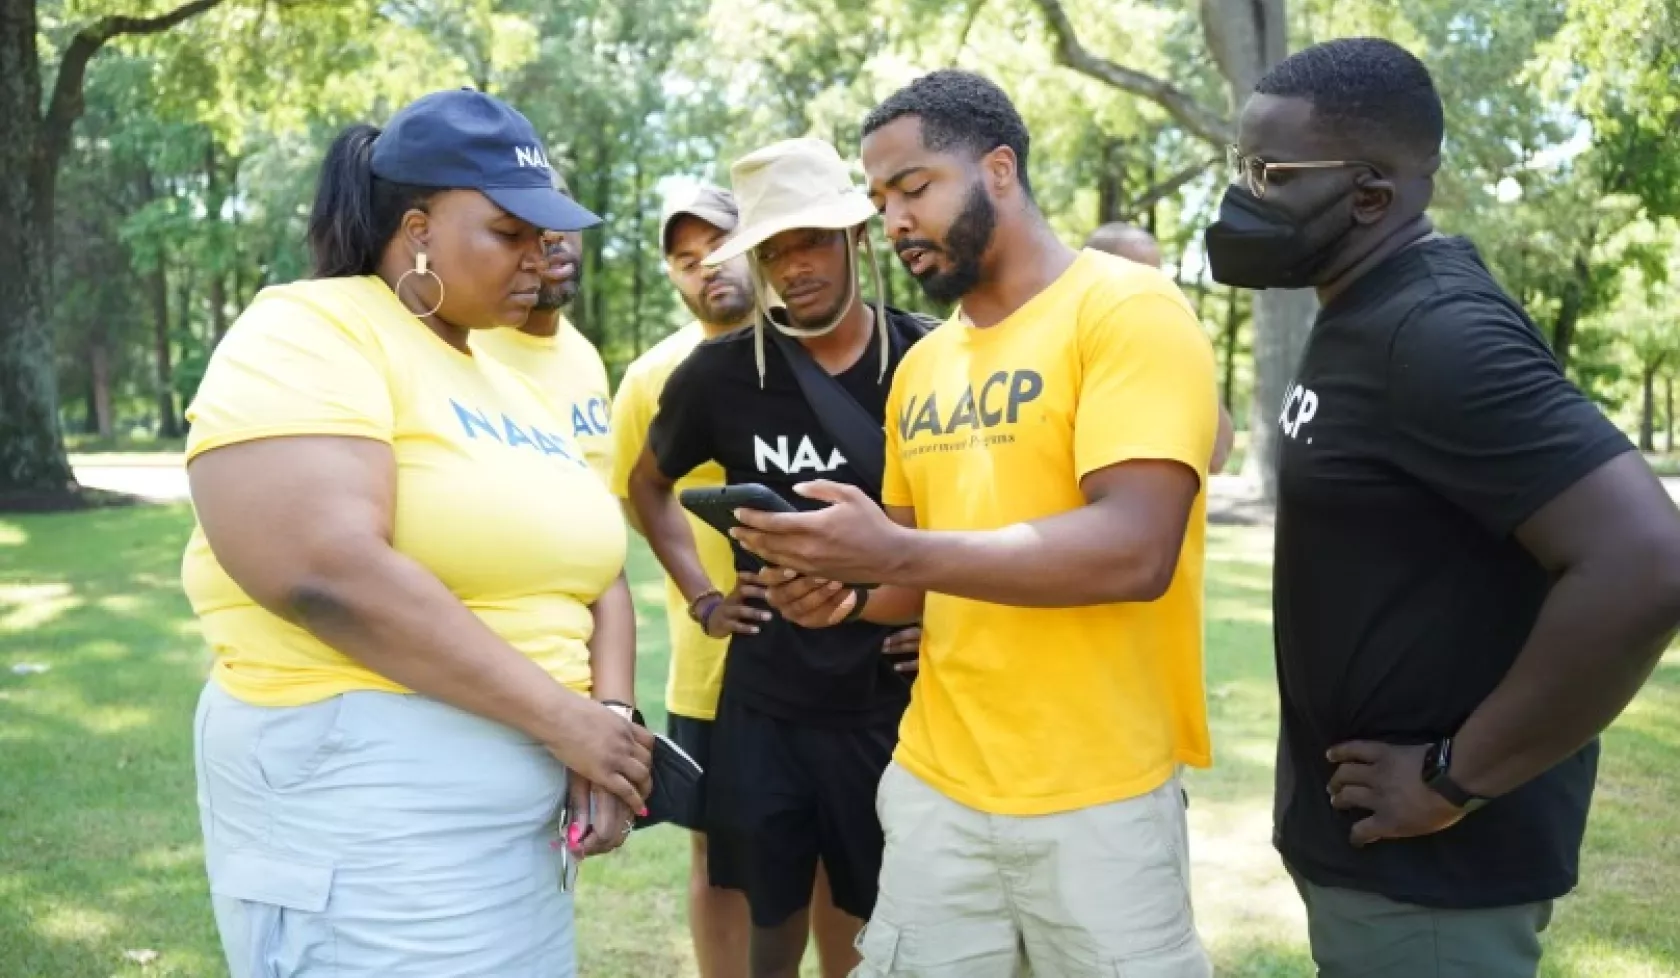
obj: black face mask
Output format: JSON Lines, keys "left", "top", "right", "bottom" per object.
{"left": 1204, "top": 183, "right": 1355, "bottom": 290}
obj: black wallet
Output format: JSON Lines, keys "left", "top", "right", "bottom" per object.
{"left": 628, "top": 712, "right": 706, "bottom": 832}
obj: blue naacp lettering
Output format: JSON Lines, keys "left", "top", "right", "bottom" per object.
{"left": 450, "top": 399, "right": 585, "bottom": 467}
{"left": 571, "top": 396, "right": 611, "bottom": 440}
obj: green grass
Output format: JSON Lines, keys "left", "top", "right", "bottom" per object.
{"left": 2, "top": 509, "right": 1677, "bottom": 977}
{"left": 62, "top": 434, "right": 187, "bottom": 457}
{"left": 1642, "top": 451, "right": 1680, "bottom": 479}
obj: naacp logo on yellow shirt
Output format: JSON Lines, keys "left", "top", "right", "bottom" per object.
{"left": 897, "top": 370, "right": 1043, "bottom": 456}
{"left": 450, "top": 397, "right": 591, "bottom": 468}
{"left": 570, "top": 395, "right": 611, "bottom": 444}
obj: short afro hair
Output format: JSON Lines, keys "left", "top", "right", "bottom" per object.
{"left": 1255, "top": 38, "right": 1444, "bottom": 167}
{"left": 862, "top": 69, "right": 1034, "bottom": 197}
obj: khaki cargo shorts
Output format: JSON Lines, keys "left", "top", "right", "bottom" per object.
{"left": 851, "top": 762, "right": 1211, "bottom": 977}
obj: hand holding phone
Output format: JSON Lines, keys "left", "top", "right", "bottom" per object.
{"left": 679, "top": 483, "right": 799, "bottom": 539}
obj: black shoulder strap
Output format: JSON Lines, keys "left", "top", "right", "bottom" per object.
{"left": 902, "top": 311, "right": 940, "bottom": 337}
{"left": 764, "top": 326, "right": 887, "bottom": 498}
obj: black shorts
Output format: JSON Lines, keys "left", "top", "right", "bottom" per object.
{"left": 705, "top": 693, "right": 899, "bottom": 928}
{"left": 667, "top": 713, "right": 752, "bottom": 882}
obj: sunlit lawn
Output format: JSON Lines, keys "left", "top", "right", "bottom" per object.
{"left": 2, "top": 506, "right": 1677, "bottom": 976}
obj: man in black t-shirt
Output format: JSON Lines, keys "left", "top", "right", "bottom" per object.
{"left": 626, "top": 137, "right": 927, "bottom": 978}
{"left": 1205, "top": 38, "right": 1680, "bottom": 977}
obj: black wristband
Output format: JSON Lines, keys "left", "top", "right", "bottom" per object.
{"left": 599, "top": 699, "right": 645, "bottom": 727}
{"left": 1422, "top": 736, "right": 1489, "bottom": 813}
{"left": 839, "top": 585, "right": 870, "bottom": 623}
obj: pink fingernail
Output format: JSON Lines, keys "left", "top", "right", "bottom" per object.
{"left": 567, "top": 823, "right": 583, "bottom": 846}
{"left": 639, "top": 807, "right": 649, "bottom": 818}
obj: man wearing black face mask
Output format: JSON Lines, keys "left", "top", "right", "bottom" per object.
{"left": 1207, "top": 38, "right": 1680, "bottom": 977}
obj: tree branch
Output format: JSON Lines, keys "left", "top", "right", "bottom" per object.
{"left": 40, "top": 0, "right": 230, "bottom": 180}
{"left": 1030, "top": 0, "right": 1233, "bottom": 147}
{"left": 1119, "top": 158, "right": 1214, "bottom": 221}
{"left": 949, "top": 0, "right": 987, "bottom": 66}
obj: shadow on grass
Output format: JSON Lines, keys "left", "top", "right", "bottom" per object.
{"left": 1, "top": 508, "right": 691, "bottom": 978}
{"left": 1212, "top": 936, "right": 1316, "bottom": 976}
{"left": 6, "top": 513, "right": 1677, "bottom": 978}
{"left": 1, "top": 505, "right": 223, "bottom": 978}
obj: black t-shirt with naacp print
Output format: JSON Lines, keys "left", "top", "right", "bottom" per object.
{"left": 649, "top": 307, "right": 929, "bottom": 725}
{"left": 1272, "top": 236, "right": 1633, "bottom": 908}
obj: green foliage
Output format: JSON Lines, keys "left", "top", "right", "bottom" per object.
{"left": 37, "top": 0, "right": 1680, "bottom": 441}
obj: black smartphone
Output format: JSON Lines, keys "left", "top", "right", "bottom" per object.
{"left": 679, "top": 483, "right": 798, "bottom": 539}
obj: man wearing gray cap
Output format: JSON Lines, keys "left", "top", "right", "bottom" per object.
{"left": 609, "top": 183, "right": 758, "bottom": 977}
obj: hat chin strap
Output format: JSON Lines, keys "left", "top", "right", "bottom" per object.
{"left": 767, "top": 244, "right": 854, "bottom": 339}
{"left": 749, "top": 227, "right": 891, "bottom": 386}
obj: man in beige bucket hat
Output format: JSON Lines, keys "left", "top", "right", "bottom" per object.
{"left": 626, "top": 137, "right": 935, "bottom": 978}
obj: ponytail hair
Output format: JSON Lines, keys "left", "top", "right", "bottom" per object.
{"left": 307, "top": 123, "right": 438, "bottom": 278}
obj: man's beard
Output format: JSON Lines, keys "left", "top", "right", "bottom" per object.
{"left": 534, "top": 268, "right": 580, "bottom": 312}
{"left": 903, "top": 180, "right": 996, "bottom": 305}
{"left": 681, "top": 277, "right": 754, "bottom": 327}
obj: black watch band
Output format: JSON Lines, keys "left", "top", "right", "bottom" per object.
{"left": 598, "top": 699, "right": 645, "bottom": 728}
{"left": 1422, "top": 736, "right": 1489, "bottom": 814}
{"left": 839, "top": 585, "right": 870, "bottom": 623}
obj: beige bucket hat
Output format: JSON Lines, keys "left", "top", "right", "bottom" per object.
{"left": 703, "top": 138, "right": 890, "bottom": 383}
{"left": 703, "top": 138, "right": 877, "bottom": 265}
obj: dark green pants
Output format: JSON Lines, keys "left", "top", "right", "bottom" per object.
{"left": 1288, "top": 863, "right": 1553, "bottom": 978}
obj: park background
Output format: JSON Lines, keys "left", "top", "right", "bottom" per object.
{"left": 2, "top": 0, "right": 1678, "bottom": 975}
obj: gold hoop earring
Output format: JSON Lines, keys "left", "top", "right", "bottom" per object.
{"left": 394, "top": 252, "right": 445, "bottom": 319}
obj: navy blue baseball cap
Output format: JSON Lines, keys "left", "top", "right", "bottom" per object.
{"left": 370, "top": 89, "right": 601, "bottom": 232}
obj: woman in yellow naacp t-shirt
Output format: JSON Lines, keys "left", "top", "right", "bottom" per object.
{"left": 181, "top": 90, "right": 652, "bottom": 978}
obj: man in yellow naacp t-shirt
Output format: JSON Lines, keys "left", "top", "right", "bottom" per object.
{"left": 607, "top": 184, "right": 758, "bottom": 977}
{"left": 737, "top": 71, "right": 1218, "bottom": 976}
{"left": 474, "top": 176, "right": 613, "bottom": 481}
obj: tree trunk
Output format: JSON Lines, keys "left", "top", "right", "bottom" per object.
{"left": 630, "top": 148, "right": 646, "bottom": 357}
{"left": 1141, "top": 154, "right": 1158, "bottom": 235}
{"left": 210, "top": 271, "right": 229, "bottom": 342}
{"left": 1667, "top": 373, "right": 1673, "bottom": 454}
{"left": 1203, "top": 0, "right": 1309, "bottom": 500}
{"left": 0, "top": 0, "right": 76, "bottom": 503}
{"left": 578, "top": 133, "right": 611, "bottom": 347}
{"left": 149, "top": 260, "right": 179, "bottom": 439}
{"left": 1641, "top": 365, "right": 1659, "bottom": 453}
{"left": 1550, "top": 251, "right": 1591, "bottom": 370}
{"left": 1096, "top": 137, "right": 1124, "bottom": 225}
{"left": 205, "top": 144, "right": 236, "bottom": 342}
{"left": 1222, "top": 285, "right": 1240, "bottom": 412}
{"left": 89, "top": 339, "right": 113, "bottom": 438}
{"left": 0, "top": 0, "right": 226, "bottom": 505}
{"left": 83, "top": 369, "right": 98, "bottom": 435}
{"left": 1246, "top": 288, "right": 1317, "bottom": 497}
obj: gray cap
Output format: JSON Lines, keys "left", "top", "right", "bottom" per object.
{"left": 660, "top": 183, "right": 739, "bottom": 256}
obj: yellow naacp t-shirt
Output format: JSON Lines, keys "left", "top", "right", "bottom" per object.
{"left": 609, "top": 322, "right": 738, "bottom": 720}
{"left": 473, "top": 317, "right": 614, "bottom": 483}
{"left": 181, "top": 276, "right": 627, "bottom": 707}
{"left": 883, "top": 249, "right": 1217, "bottom": 816}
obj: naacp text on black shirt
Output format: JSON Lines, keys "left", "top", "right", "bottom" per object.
{"left": 1272, "top": 237, "right": 1632, "bottom": 908}
{"left": 647, "top": 310, "right": 929, "bottom": 725}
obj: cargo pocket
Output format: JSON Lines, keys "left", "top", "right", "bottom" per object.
{"left": 210, "top": 849, "right": 335, "bottom": 978}
{"left": 853, "top": 919, "right": 903, "bottom": 977}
